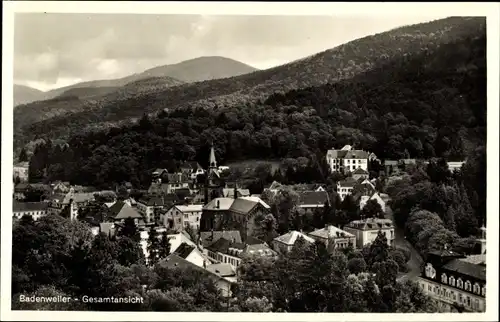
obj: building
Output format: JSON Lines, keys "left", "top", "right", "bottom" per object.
{"left": 164, "top": 204, "right": 203, "bottom": 230}
{"left": 343, "top": 218, "right": 395, "bottom": 248}
{"left": 478, "top": 226, "right": 486, "bottom": 254}
{"left": 358, "top": 192, "right": 386, "bottom": 212}
{"left": 308, "top": 225, "right": 357, "bottom": 250}
{"left": 159, "top": 254, "right": 235, "bottom": 297}
{"left": 352, "top": 168, "right": 369, "bottom": 181}
{"left": 198, "top": 230, "right": 243, "bottom": 249}
{"left": 200, "top": 196, "right": 271, "bottom": 242}
{"left": 203, "top": 143, "right": 224, "bottom": 203}
{"left": 205, "top": 237, "right": 276, "bottom": 270}
{"left": 447, "top": 161, "right": 466, "bottom": 172}
{"left": 336, "top": 177, "right": 358, "bottom": 200}
{"left": 297, "top": 190, "right": 330, "bottom": 211}
{"left": 136, "top": 194, "right": 179, "bottom": 224}
{"left": 12, "top": 201, "right": 49, "bottom": 221}
{"left": 172, "top": 242, "right": 207, "bottom": 267}
{"left": 383, "top": 160, "right": 399, "bottom": 175}
{"left": 180, "top": 161, "right": 205, "bottom": 180}
{"left": 46, "top": 191, "right": 95, "bottom": 218}
{"left": 206, "top": 263, "right": 238, "bottom": 284}
{"left": 13, "top": 162, "right": 29, "bottom": 182}
{"left": 326, "top": 145, "right": 369, "bottom": 174}
{"left": 272, "top": 230, "right": 315, "bottom": 253}
{"left": 108, "top": 201, "right": 144, "bottom": 225}
{"left": 417, "top": 248, "right": 486, "bottom": 312}
{"left": 13, "top": 183, "right": 29, "bottom": 200}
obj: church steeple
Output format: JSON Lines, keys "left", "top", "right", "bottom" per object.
{"left": 209, "top": 141, "right": 217, "bottom": 169}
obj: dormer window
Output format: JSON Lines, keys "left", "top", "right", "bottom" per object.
{"left": 441, "top": 273, "right": 447, "bottom": 283}
{"left": 465, "top": 280, "right": 471, "bottom": 291}
{"left": 425, "top": 263, "right": 436, "bottom": 279}
{"left": 449, "top": 276, "right": 455, "bottom": 287}
{"left": 457, "top": 278, "right": 463, "bottom": 289}
{"left": 473, "top": 283, "right": 480, "bottom": 294}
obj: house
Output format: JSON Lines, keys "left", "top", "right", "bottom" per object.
{"left": 200, "top": 196, "right": 271, "bottom": 242}
{"left": 139, "top": 228, "right": 196, "bottom": 259}
{"left": 368, "top": 152, "right": 379, "bottom": 162}
{"left": 205, "top": 237, "right": 276, "bottom": 270}
{"left": 12, "top": 201, "right": 49, "bottom": 221}
{"left": 172, "top": 243, "right": 207, "bottom": 267}
{"left": 206, "top": 263, "right": 238, "bottom": 284}
{"left": 343, "top": 218, "right": 395, "bottom": 248}
{"left": 46, "top": 191, "right": 95, "bottom": 218}
{"left": 159, "top": 254, "right": 235, "bottom": 297}
{"left": 180, "top": 161, "right": 205, "bottom": 180}
{"left": 272, "top": 230, "right": 315, "bottom": 253}
{"left": 167, "top": 231, "right": 197, "bottom": 253}
{"left": 151, "top": 168, "right": 169, "bottom": 182}
{"left": 447, "top": 161, "right": 466, "bottom": 172}
{"left": 297, "top": 190, "right": 329, "bottom": 210}
{"left": 326, "top": 145, "right": 369, "bottom": 174}
{"left": 51, "top": 181, "right": 71, "bottom": 194}
{"left": 308, "top": 225, "right": 357, "bottom": 250}
{"left": 222, "top": 187, "right": 251, "bottom": 198}
{"left": 136, "top": 194, "right": 179, "bottom": 224}
{"left": 13, "top": 183, "right": 30, "bottom": 200}
{"left": 417, "top": 248, "right": 486, "bottom": 312}
{"left": 336, "top": 177, "right": 359, "bottom": 200}
{"left": 164, "top": 204, "right": 203, "bottom": 230}
{"left": 383, "top": 160, "right": 399, "bottom": 175}
{"left": 13, "top": 162, "right": 29, "bottom": 182}
{"left": 108, "top": 201, "right": 144, "bottom": 225}
{"left": 358, "top": 192, "right": 386, "bottom": 212}
{"left": 198, "top": 230, "right": 243, "bottom": 249}
{"left": 352, "top": 168, "right": 369, "bottom": 181}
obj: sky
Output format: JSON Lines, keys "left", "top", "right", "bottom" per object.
{"left": 14, "top": 13, "right": 446, "bottom": 91}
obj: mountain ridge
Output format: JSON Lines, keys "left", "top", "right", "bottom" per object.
{"left": 15, "top": 17, "right": 485, "bottom": 150}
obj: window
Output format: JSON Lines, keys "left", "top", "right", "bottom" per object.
{"left": 457, "top": 278, "right": 463, "bottom": 289}
{"left": 475, "top": 299, "right": 479, "bottom": 310}
{"left": 441, "top": 273, "right": 447, "bottom": 283}
{"left": 428, "top": 285, "right": 432, "bottom": 292}
{"left": 425, "top": 263, "right": 436, "bottom": 279}
{"left": 482, "top": 286, "right": 486, "bottom": 296}
{"left": 452, "top": 292, "right": 456, "bottom": 301}
{"left": 459, "top": 294, "right": 463, "bottom": 303}
{"left": 473, "top": 283, "right": 480, "bottom": 294}
{"left": 465, "top": 281, "right": 471, "bottom": 291}
{"left": 467, "top": 296, "right": 471, "bottom": 307}
{"left": 449, "top": 276, "right": 455, "bottom": 287}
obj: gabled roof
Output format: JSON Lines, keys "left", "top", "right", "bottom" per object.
{"left": 443, "top": 259, "right": 486, "bottom": 281}
{"left": 338, "top": 177, "right": 358, "bottom": 188}
{"left": 206, "top": 237, "right": 233, "bottom": 253}
{"left": 344, "top": 150, "right": 369, "bottom": 159}
{"left": 222, "top": 188, "right": 251, "bottom": 198}
{"left": 206, "top": 263, "right": 236, "bottom": 277}
{"left": 273, "top": 230, "right": 315, "bottom": 245}
{"left": 108, "top": 201, "right": 142, "bottom": 220}
{"left": 173, "top": 242, "right": 196, "bottom": 259}
{"left": 14, "top": 183, "right": 30, "bottom": 191}
{"left": 239, "top": 196, "right": 270, "bottom": 209}
{"left": 139, "top": 194, "right": 179, "bottom": 206}
{"left": 297, "top": 191, "right": 329, "bottom": 206}
{"left": 13, "top": 201, "right": 49, "bottom": 212}
{"left": 204, "top": 198, "right": 234, "bottom": 211}
{"left": 63, "top": 192, "right": 95, "bottom": 204}
{"left": 152, "top": 168, "right": 168, "bottom": 175}
{"left": 229, "top": 198, "right": 263, "bottom": 214}
{"left": 309, "top": 225, "right": 355, "bottom": 239}
{"left": 175, "top": 204, "right": 203, "bottom": 213}
{"left": 159, "top": 254, "right": 230, "bottom": 283}
{"left": 353, "top": 168, "right": 369, "bottom": 175}
{"left": 199, "top": 230, "right": 242, "bottom": 248}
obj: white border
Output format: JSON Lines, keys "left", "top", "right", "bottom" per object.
{"left": 2, "top": 2, "right": 499, "bottom": 321}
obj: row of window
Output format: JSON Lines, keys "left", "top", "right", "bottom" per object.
{"left": 13, "top": 211, "right": 47, "bottom": 216}
{"left": 422, "top": 282, "right": 483, "bottom": 311}
{"left": 208, "top": 251, "right": 241, "bottom": 268}
{"left": 441, "top": 273, "right": 485, "bottom": 296}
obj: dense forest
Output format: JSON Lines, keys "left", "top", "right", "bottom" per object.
{"left": 24, "top": 22, "right": 486, "bottom": 189}
{"left": 14, "top": 17, "right": 485, "bottom": 151}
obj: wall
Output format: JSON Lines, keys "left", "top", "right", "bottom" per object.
{"left": 12, "top": 210, "right": 48, "bottom": 221}
{"left": 185, "top": 249, "right": 206, "bottom": 267}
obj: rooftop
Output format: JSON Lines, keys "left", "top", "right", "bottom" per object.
{"left": 273, "top": 231, "right": 315, "bottom": 245}
{"left": 346, "top": 218, "right": 394, "bottom": 230}
{"left": 443, "top": 259, "right": 486, "bottom": 281}
{"left": 173, "top": 243, "right": 196, "bottom": 259}
{"left": 108, "top": 201, "right": 143, "bottom": 220}
{"left": 175, "top": 204, "right": 203, "bottom": 213}
{"left": 13, "top": 201, "right": 49, "bottom": 212}
{"left": 199, "top": 230, "right": 242, "bottom": 248}
{"left": 459, "top": 254, "right": 486, "bottom": 265}
{"left": 308, "top": 225, "right": 355, "bottom": 239}
{"left": 206, "top": 263, "right": 236, "bottom": 277}
{"left": 297, "top": 190, "right": 329, "bottom": 206}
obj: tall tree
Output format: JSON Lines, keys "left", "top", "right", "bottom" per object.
{"left": 158, "top": 230, "right": 171, "bottom": 260}
{"left": 118, "top": 218, "right": 140, "bottom": 243}
{"left": 360, "top": 199, "right": 385, "bottom": 219}
{"left": 147, "top": 227, "right": 161, "bottom": 266}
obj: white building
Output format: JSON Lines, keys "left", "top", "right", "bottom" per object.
{"left": 308, "top": 225, "right": 357, "bottom": 250}
{"left": 336, "top": 177, "right": 358, "bottom": 200}
{"left": 165, "top": 204, "right": 203, "bottom": 230}
{"left": 12, "top": 201, "right": 49, "bottom": 221}
{"left": 326, "top": 145, "right": 369, "bottom": 174}
{"left": 417, "top": 249, "right": 486, "bottom": 312}
{"left": 359, "top": 192, "right": 386, "bottom": 212}
{"left": 272, "top": 230, "right": 315, "bottom": 253}
{"left": 343, "top": 218, "right": 395, "bottom": 248}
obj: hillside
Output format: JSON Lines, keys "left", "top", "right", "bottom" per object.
{"left": 25, "top": 17, "right": 486, "bottom": 188}
{"left": 13, "top": 85, "right": 47, "bottom": 106}
{"left": 58, "top": 86, "right": 118, "bottom": 100}
{"left": 14, "top": 17, "right": 485, "bottom": 149}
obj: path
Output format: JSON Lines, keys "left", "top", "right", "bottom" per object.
{"left": 385, "top": 206, "right": 423, "bottom": 282}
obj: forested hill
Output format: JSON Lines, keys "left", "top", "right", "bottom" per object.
{"left": 25, "top": 19, "right": 486, "bottom": 189}
{"left": 15, "top": 17, "right": 485, "bottom": 150}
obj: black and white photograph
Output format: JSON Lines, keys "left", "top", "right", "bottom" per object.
{"left": 2, "top": 1, "right": 498, "bottom": 320}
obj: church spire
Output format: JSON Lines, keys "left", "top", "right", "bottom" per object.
{"left": 209, "top": 141, "right": 217, "bottom": 169}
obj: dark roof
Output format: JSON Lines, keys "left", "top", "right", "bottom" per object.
{"left": 443, "top": 259, "right": 486, "bottom": 281}
{"left": 14, "top": 183, "right": 30, "bottom": 191}
{"left": 353, "top": 168, "right": 369, "bottom": 175}
{"left": 206, "top": 237, "right": 232, "bottom": 253}
{"left": 199, "top": 230, "right": 242, "bottom": 248}
{"left": 298, "top": 191, "right": 329, "bottom": 206}
{"left": 108, "top": 201, "right": 142, "bottom": 219}
{"left": 173, "top": 243, "right": 196, "bottom": 259}
{"left": 159, "top": 254, "right": 230, "bottom": 283}
{"left": 338, "top": 177, "right": 358, "bottom": 188}
{"left": 139, "top": 194, "right": 179, "bottom": 206}
{"left": 13, "top": 201, "right": 49, "bottom": 212}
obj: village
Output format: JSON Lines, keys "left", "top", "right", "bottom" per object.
{"left": 12, "top": 143, "right": 485, "bottom": 312}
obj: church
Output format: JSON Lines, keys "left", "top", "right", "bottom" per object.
{"left": 203, "top": 142, "right": 224, "bottom": 203}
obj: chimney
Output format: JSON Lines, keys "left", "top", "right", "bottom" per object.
{"left": 216, "top": 200, "right": 220, "bottom": 209}
{"left": 234, "top": 186, "right": 238, "bottom": 200}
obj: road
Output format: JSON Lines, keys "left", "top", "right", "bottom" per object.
{"left": 385, "top": 206, "right": 423, "bottom": 282}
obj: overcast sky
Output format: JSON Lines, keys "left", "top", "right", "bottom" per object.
{"left": 14, "top": 13, "right": 446, "bottom": 91}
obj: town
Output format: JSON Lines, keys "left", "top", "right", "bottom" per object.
{"left": 12, "top": 143, "right": 486, "bottom": 312}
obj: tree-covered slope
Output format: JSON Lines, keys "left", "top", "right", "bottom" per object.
{"left": 26, "top": 20, "right": 486, "bottom": 188}
{"left": 15, "top": 17, "right": 485, "bottom": 149}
